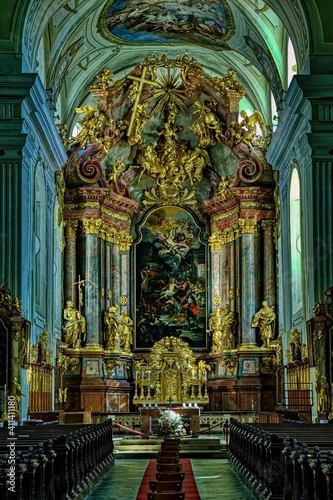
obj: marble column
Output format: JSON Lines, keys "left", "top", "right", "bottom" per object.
{"left": 82, "top": 218, "right": 101, "bottom": 346}
{"left": 105, "top": 242, "right": 112, "bottom": 306}
{"left": 211, "top": 250, "right": 222, "bottom": 300}
{"left": 261, "top": 220, "right": 276, "bottom": 307}
{"left": 221, "top": 241, "right": 230, "bottom": 306}
{"left": 120, "top": 250, "right": 130, "bottom": 310}
{"left": 64, "top": 220, "right": 78, "bottom": 305}
{"left": 112, "top": 243, "right": 121, "bottom": 306}
{"left": 239, "top": 218, "right": 260, "bottom": 345}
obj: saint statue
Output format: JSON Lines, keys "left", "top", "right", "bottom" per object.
{"left": 251, "top": 300, "right": 276, "bottom": 347}
{"left": 221, "top": 304, "right": 236, "bottom": 350}
{"left": 8, "top": 378, "right": 25, "bottom": 414}
{"left": 104, "top": 304, "right": 119, "bottom": 351}
{"left": 317, "top": 373, "right": 330, "bottom": 413}
{"left": 118, "top": 310, "right": 133, "bottom": 354}
{"left": 62, "top": 300, "right": 86, "bottom": 348}
{"left": 208, "top": 304, "right": 224, "bottom": 353}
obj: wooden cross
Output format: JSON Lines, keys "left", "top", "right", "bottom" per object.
{"left": 72, "top": 275, "right": 85, "bottom": 313}
{"left": 126, "top": 66, "right": 158, "bottom": 137}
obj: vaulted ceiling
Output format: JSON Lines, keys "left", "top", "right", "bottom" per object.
{"left": 2, "top": 0, "right": 332, "bottom": 135}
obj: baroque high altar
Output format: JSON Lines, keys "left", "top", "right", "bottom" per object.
{"left": 58, "top": 53, "right": 280, "bottom": 414}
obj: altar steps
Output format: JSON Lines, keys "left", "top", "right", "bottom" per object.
{"left": 113, "top": 436, "right": 227, "bottom": 459}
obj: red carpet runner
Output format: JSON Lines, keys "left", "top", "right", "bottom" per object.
{"left": 136, "top": 458, "right": 201, "bottom": 499}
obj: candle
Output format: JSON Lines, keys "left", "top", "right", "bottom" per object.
{"left": 148, "top": 371, "right": 150, "bottom": 381}
{"left": 192, "top": 368, "right": 195, "bottom": 379}
{"left": 142, "top": 369, "right": 144, "bottom": 380}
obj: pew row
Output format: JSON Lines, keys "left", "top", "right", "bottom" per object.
{"left": 228, "top": 418, "right": 333, "bottom": 500}
{"left": 0, "top": 420, "right": 114, "bottom": 499}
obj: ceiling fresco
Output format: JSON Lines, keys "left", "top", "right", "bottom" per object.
{"left": 5, "top": 0, "right": 315, "bottom": 134}
{"left": 100, "top": 0, "right": 235, "bottom": 49}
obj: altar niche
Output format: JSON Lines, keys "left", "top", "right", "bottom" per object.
{"left": 134, "top": 206, "right": 207, "bottom": 350}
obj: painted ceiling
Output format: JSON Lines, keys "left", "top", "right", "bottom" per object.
{"left": 19, "top": 0, "right": 311, "bottom": 133}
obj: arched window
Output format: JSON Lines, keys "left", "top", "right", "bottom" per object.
{"left": 287, "top": 37, "right": 297, "bottom": 87}
{"left": 290, "top": 167, "right": 302, "bottom": 314}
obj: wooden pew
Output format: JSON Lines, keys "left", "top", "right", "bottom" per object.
{"left": 149, "top": 480, "right": 182, "bottom": 492}
{"left": 0, "top": 420, "right": 114, "bottom": 499}
{"left": 228, "top": 418, "right": 333, "bottom": 500}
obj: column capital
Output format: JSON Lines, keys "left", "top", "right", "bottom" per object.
{"left": 64, "top": 220, "right": 78, "bottom": 236}
{"left": 261, "top": 219, "right": 275, "bottom": 236}
{"left": 238, "top": 218, "right": 259, "bottom": 235}
{"left": 82, "top": 218, "right": 101, "bottom": 235}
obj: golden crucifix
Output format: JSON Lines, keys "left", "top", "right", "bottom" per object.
{"left": 73, "top": 275, "right": 85, "bottom": 313}
{"left": 126, "top": 66, "right": 158, "bottom": 137}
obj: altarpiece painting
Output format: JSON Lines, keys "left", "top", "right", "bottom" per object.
{"left": 135, "top": 206, "right": 207, "bottom": 349}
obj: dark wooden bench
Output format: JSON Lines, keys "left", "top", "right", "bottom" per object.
{"left": 228, "top": 418, "right": 333, "bottom": 500}
{"left": 0, "top": 420, "right": 114, "bottom": 499}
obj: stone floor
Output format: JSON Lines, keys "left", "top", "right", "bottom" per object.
{"left": 85, "top": 457, "right": 257, "bottom": 499}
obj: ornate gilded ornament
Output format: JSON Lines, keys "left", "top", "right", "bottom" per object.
{"left": 217, "top": 176, "right": 235, "bottom": 201}
{"left": 105, "top": 359, "right": 123, "bottom": 377}
{"left": 133, "top": 337, "right": 208, "bottom": 404}
{"left": 219, "top": 357, "right": 237, "bottom": 374}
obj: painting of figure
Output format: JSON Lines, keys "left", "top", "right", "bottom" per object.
{"left": 101, "top": 0, "right": 235, "bottom": 50}
{"left": 135, "top": 206, "right": 207, "bottom": 349}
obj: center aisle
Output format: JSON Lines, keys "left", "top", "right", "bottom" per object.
{"left": 136, "top": 458, "right": 200, "bottom": 499}
{"left": 85, "top": 458, "right": 257, "bottom": 499}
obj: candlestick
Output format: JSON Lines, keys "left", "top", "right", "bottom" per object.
{"left": 142, "top": 369, "right": 144, "bottom": 380}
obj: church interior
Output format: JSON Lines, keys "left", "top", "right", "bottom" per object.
{"left": 1, "top": 0, "right": 333, "bottom": 498}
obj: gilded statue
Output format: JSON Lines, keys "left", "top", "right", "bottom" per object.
{"left": 233, "top": 110, "right": 267, "bottom": 149}
{"left": 90, "top": 68, "right": 114, "bottom": 90}
{"left": 251, "top": 301, "right": 276, "bottom": 347}
{"left": 118, "top": 310, "right": 133, "bottom": 353}
{"left": 69, "top": 105, "right": 101, "bottom": 150}
{"left": 289, "top": 328, "right": 302, "bottom": 361}
{"left": 219, "top": 69, "right": 245, "bottom": 94}
{"left": 62, "top": 301, "right": 86, "bottom": 348}
{"left": 197, "top": 360, "right": 210, "bottom": 382}
{"left": 221, "top": 304, "right": 236, "bottom": 350}
{"left": 208, "top": 304, "right": 224, "bottom": 353}
{"left": 8, "top": 378, "right": 25, "bottom": 414}
{"left": 104, "top": 304, "right": 119, "bottom": 351}
{"left": 58, "top": 387, "right": 68, "bottom": 403}
{"left": 316, "top": 372, "right": 330, "bottom": 413}
{"left": 189, "top": 100, "right": 226, "bottom": 147}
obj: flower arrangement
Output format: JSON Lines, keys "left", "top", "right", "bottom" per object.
{"left": 157, "top": 410, "right": 187, "bottom": 437}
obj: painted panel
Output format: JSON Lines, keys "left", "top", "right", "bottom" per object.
{"left": 135, "top": 206, "right": 207, "bottom": 349}
{"left": 102, "top": 0, "right": 235, "bottom": 50}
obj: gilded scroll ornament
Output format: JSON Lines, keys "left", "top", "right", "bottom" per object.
{"left": 217, "top": 176, "right": 235, "bottom": 201}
